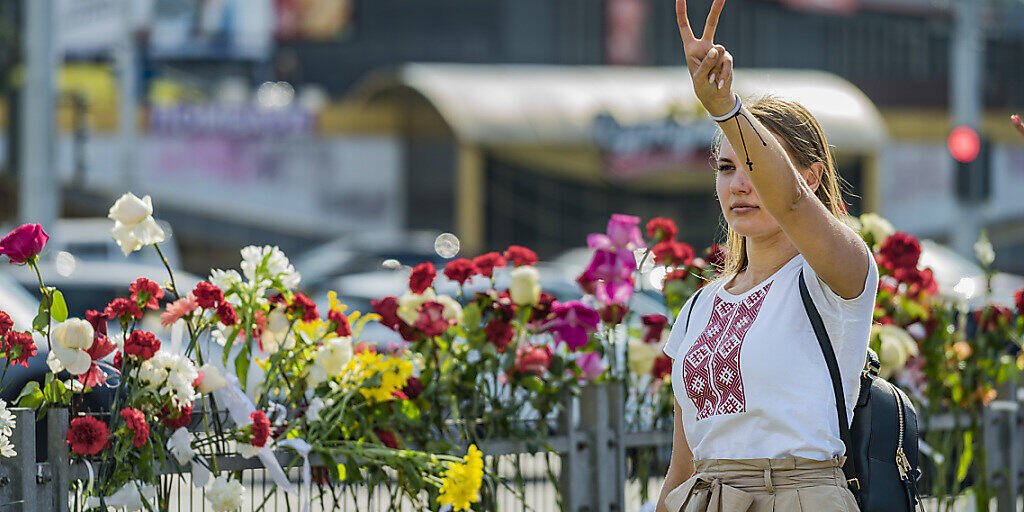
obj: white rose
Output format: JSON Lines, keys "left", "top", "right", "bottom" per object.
{"left": 260, "top": 308, "right": 294, "bottom": 354}
{"left": 509, "top": 266, "right": 541, "bottom": 306}
{"left": 873, "top": 324, "right": 918, "bottom": 379}
{"left": 108, "top": 193, "right": 153, "bottom": 225}
{"left": 974, "top": 236, "right": 995, "bottom": 267}
{"left": 859, "top": 213, "right": 894, "bottom": 249}
{"left": 206, "top": 475, "right": 244, "bottom": 512}
{"left": 627, "top": 339, "right": 659, "bottom": 376}
{"left": 397, "top": 289, "right": 437, "bottom": 325}
{"left": 109, "top": 193, "right": 166, "bottom": 256}
{"left": 236, "top": 442, "right": 261, "bottom": 459}
{"left": 50, "top": 318, "right": 94, "bottom": 375}
{"left": 197, "top": 364, "right": 227, "bottom": 394}
{"left": 433, "top": 295, "right": 464, "bottom": 324}
{"left": 167, "top": 428, "right": 194, "bottom": 464}
{"left": 316, "top": 338, "right": 352, "bottom": 376}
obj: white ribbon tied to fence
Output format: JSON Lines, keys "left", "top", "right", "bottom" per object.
{"left": 277, "top": 438, "right": 313, "bottom": 512}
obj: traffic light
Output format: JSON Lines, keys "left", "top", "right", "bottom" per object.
{"left": 948, "top": 126, "right": 991, "bottom": 202}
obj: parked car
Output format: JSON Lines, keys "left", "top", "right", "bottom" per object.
{"left": 293, "top": 230, "right": 451, "bottom": 294}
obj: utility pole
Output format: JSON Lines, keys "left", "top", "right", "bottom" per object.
{"left": 18, "top": 0, "right": 58, "bottom": 231}
{"left": 949, "top": 0, "right": 984, "bottom": 258}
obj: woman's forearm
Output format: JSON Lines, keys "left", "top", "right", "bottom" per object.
{"left": 656, "top": 461, "right": 695, "bottom": 512}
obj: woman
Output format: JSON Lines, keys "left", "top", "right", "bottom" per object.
{"left": 655, "top": 1, "right": 877, "bottom": 511}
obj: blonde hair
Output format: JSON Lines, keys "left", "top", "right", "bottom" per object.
{"left": 711, "top": 95, "right": 851, "bottom": 276}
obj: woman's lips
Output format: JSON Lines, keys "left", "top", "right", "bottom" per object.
{"left": 731, "top": 206, "right": 759, "bottom": 214}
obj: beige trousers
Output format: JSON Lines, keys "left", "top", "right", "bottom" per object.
{"left": 664, "top": 456, "right": 860, "bottom": 512}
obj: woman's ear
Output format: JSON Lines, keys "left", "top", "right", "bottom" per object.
{"left": 803, "top": 162, "right": 825, "bottom": 193}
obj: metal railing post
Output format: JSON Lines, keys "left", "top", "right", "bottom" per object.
{"left": 561, "top": 386, "right": 592, "bottom": 512}
{"left": 607, "top": 382, "right": 626, "bottom": 512}
{"left": 47, "top": 409, "right": 69, "bottom": 512}
{"left": 2, "top": 408, "right": 38, "bottom": 511}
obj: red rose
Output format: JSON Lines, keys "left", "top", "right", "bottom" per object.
{"left": 645, "top": 217, "right": 678, "bottom": 242}
{"left": 401, "top": 376, "right": 423, "bottom": 399}
{"left": 328, "top": 310, "right": 351, "bottom": 337}
{"left": 529, "top": 291, "right": 556, "bottom": 322}
{"left": 514, "top": 344, "right": 552, "bottom": 376}
{"left": 67, "top": 416, "right": 109, "bottom": 455}
{"left": 642, "top": 314, "right": 669, "bottom": 344}
{"left": 250, "top": 411, "right": 270, "bottom": 447}
{"left": 0, "top": 311, "right": 12, "bottom": 337}
{"left": 414, "top": 302, "right": 451, "bottom": 337}
{"left": 652, "top": 241, "right": 695, "bottom": 267}
{"left": 192, "top": 282, "right": 224, "bottom": 309}
{"left": 119, "top": 408, "right": 149, "bottom": 448}
{"left": 704, "top": 244, "right": 727, "bottom": 268}
{"left": 652, "top": 355, "right": 672, "bottom": 380}
{"left": 1014, "top": 288, "right": 1024, "bottom": 316}
{"left": 104, "top": 298, "right": 143, "bottom": 321}
{"left": 504, "top": 246, "right": 538, "bottom": 267}
{"left": 408, "top": 262, "right": 437, "bottom": 294}
{"left": 4, "top": 331, "right": 37, "bottom": 367}
{"left": 444, "top": 258, "right": 478, "bottom": 285}
{"left": 124, "top": 331, "right": 161, "bottom": 360}
{"left": 372, "top": 297, "right": 402, "bottom": 330}
{"left": 0, "top": 224, "right": 49, "bottom": 265}
{"left": 895, "top": 267, "right": 938, "bottom": 296}
{"left": 484, "top": 318, "right": 514, "bottom": 352}
{"left": 288, "top": 293, "right": 319, "bottom": 323}
{"left": 878, "top": 232, "right": 921, "bottom": 271}
{"left": 129, "top": 278, "right": 165, "bottom": 310}
{"left": 83, "top": 310, "right": 112, "bottom": 360}
{"left": 472, "top": 252, "right": 506, "bottom": 278}
{"left": 374, "top": 429, "right": 399, "bottom": 449}
{"left": 160, "top": 403, "right": 193, "bottom": 429}
{"left": 216, "top": 302, "right": 238, "bottom": 326}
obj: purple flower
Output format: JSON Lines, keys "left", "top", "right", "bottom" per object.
{"left": 595, "top": 277, "right": 634, "bottom": 305}
{"left": 547, "top": 301, "right": 600, "bottom": 351}
{"left": 575, "top": 352, "right": 604, "bottom": 381}
{"left": 0, "top": 224, "right": 49, "bottom": 264}
{"left": 580, "top": 249, "right": 635, "bottom": 305}
{"left": 587, "top": 214, "right": 645, "bottom": 252}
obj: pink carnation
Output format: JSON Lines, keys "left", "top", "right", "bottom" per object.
{"left": 161, "top": 295, "right": 199, "bottom": 327}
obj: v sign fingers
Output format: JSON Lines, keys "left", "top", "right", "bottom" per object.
{"left": 703, "top": 0, "right": 726, "bottom": 41}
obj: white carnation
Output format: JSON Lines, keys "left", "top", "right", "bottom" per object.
{"left": 167, "top": 427, "right": 194, "bottom": 464}
{"left": 206, "top": 476, "right": 244, "bottom": 512}
{"left": 135, "top": 350, "right": 199, "bottom": 408}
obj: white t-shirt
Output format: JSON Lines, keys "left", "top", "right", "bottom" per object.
{"left": 663, "top": 252, "right": 879, "bottom": 461}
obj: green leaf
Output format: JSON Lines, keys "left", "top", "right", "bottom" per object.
{"left": 345, "top": 457, "right": 363, "bottom": 483}
{"left": 222, "top": 325, "right": 242, "bottom": 366}
{"left": 50, "top": 290, "right": 67, "bottom": 322}
{"left": 234, "top": 344, "right": 251, "bottom": 391}
{"left": 15, "top": 381, "right": 43, "bottom": 408}
{"left": 522, "top": 375, "right": 544, "bottom": 393}
{"left": 956, "top": 430, "right": 974, "bottom": 484}
{"left": 32, "top": 310, "right": 49, "bottom": 332}
{"left": 400, "top": 399, "right": 420, "bottom": 421}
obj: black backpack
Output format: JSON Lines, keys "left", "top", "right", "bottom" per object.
{"left": 681, "top": 272, "right": 923, "bottom": 511}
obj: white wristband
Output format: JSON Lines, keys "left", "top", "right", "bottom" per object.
{"left": 708, "top": 93, "right": 742, "bottom": 122}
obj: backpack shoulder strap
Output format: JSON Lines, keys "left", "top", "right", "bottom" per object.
{"left": 797, "top": 270, "right": 854, "bottom": 457}
{"left": 684, "top": 283, "right": 708, "bottom": 333}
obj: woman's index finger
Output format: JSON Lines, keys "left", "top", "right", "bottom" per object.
{"left": 675, "top": 0, "right": 696, "bottom": 42}
{"left": 702, "top": 0, "right": 726, "bottom": 41}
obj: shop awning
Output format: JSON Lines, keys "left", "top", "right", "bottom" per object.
{"left": 352, "top": 63, "right": 887, "bottom": 153}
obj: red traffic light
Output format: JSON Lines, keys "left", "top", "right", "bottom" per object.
{"left": 948, "top": 126, "right": 981, "bottom": 163}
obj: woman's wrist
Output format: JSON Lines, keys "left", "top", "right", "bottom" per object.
{"left": 706, "top": 95, "right": 739, "bottom": 119}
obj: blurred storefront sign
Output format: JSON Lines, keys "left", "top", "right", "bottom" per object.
{"left": 148, "top": 0, "right": 275, "bottom": 59}
{"left": 591, "top": 113, "right": 716, "bottom": 179}
{"left": 780, "top": 0, "right": 858, "bottom": 15}
{"left": 275, "top": 0, "right": 356, "bottom": 41}
{"left": 148, "top": 106, "right": 315, "bottom": 137}
{"left": 605, "top": 0, "right": 648, "bottom": 66}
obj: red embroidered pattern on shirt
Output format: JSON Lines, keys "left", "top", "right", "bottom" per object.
{"left": 682, "top": 282, "right": 772, "bottom": 421}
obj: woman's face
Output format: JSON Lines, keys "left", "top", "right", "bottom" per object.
{"left": 715, "top": 135, "right": 784, "bottom": 239}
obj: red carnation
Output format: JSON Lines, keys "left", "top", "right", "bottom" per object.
{"left": 645, "top": 217, "right": 678, "bottom": 242}
{"left": 663, "top": 270, "right": 688, "bottom": 285}
{"left": 124, "top": 331, "right": 161, "bottom": 360}
{"left": 4, "top": 331, "right": 37, "bottom": 367}
{"left": 119, "top": 408, "right": 149, "bottom": 448}
{"left": 129, "top": 278, "right": 165, "bottom": 310}
{"left": 372, "top": 297, "right": 403, "bottom": 331}
{"left": 529, "top": 291, "right": 556, "bottom": 322}
{"left": 504, "top": 246, "right": 538, "bottom": 267}
{"left": 878, "top": 232, "right": 921, "bottom": 271}
{"left": 288, "top": 293, "right": 319, "bottom": 323}
{"left": 484, "top": 318, "right": 515, "bottom": 352}
{"left": 374, "top": 429, "right": 399, "bottom": 449}
{"left": 401, "top": 376, "right": 423, "bottom": 399}
{"left": 250, "top": 411, "right": 270, "bottom": 447}
{"left": 704, "top": 244, "right": 727, "bottom": 268}
{"left": 444, "top": 259, "right": 478, "bottom": 285}
{"left": 974, "top": 305, "right": 1012, "bottom": 333}
{"left": 104, "top": 298, "right": 143, "bottom": 321}
{"left": 513, "top": 344, "right": 552, "bottom": 376}
{"left": 0, "top": 311, "right": 12, "bottom": 337}
{"left": 192, "top": 282, "right": 224, "bottom": 309}
{"left": 216, "top": 302, "right": 238, "bottom": 326}
{"left": 1015, "top": 288, "right": 1024, "bottom": 316}
{"left": 160, "top": 403, "right": 193, "bottom": 429}
{"left": 67, "top": 416, "right": 109, "bottom": 455}
{"left": 652, "top": 240, "right": 695, "bottom": 267}
{"left": 409, "top": 262, "right": 437, "bottom": 294}
{"left": 642, "top": 314, "right": 669, "bottom": 344}
{"left": 414, "top": 302, "right": 451, "bottom": 337}
{"left": 895, "top": 267, "right": 938, "bottom": 297}
{"left": 473, "top": 252, "right": 506, "bottom": 278}
{"left": 652, "top": 355, "right": 672, "bottom": 380}
{"left": 111, "top": 352, "right": 123, "bottom": 371}
{"left": 328, "top": 310, "right": 351, "bottom": 337}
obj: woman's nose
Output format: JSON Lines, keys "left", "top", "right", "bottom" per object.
{"left": 729, "top": 170, "right": 753, "bottom": 194}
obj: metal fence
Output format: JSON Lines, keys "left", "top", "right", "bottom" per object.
{"left": 1, "top": 383, "right": 1023, "bottom": 512}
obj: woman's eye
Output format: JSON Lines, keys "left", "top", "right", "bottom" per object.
{"left": 717, "top": 165, "right": 734, "bottom": 173}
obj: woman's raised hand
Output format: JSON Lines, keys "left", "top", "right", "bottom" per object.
{"left": 1013, "top": 115, "right": 1024, "bottom": 137}
{"left": 676, "top": 0, "right": 735, "bottom": 117}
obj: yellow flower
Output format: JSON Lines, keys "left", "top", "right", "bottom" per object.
{"left": 437, "top": 445, "right": 483, "bottom": 511}
{"left": 346, "top": 351, "right": 414, "bottom": 402}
